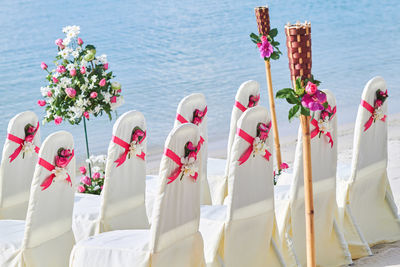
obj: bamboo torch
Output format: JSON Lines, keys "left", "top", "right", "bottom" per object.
{"left": 254, "top": 6, "right": 283, "bottom": 170}
{"left": 285, "top": 21, "right": 316, "bottom": 267}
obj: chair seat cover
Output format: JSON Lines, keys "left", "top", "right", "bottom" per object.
{"left": 337, "top": 77, "right": 400, "bottom": 253}
{"left": 0, "top": 220, "right": 25, "bottom": 265}
{"left": 72, "top": 193, "right": 101, "bottom": 242}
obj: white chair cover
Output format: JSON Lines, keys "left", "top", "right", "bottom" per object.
{"left": 0, "top": 131, "right": 75, "bottom": 267}
{"left": 0, "top": 111, "right": 41, "bottom": 219}
{"left": 174, "top": 93, "right": 212, "bottom": 205}
{"left": 276, "top": 90, "right": 353, "bottom": 266}
{"left": 73, "top": 111, "right": 149, "bottom": 242}
{"left": 208, "top": 80, "right": 260, "bottom": 205}
{"left": 337, "top": 76, "right": 400, "bottom": 252}
{"left": 200, "top": 106, "right": 285, "bottom": 267}
{"left": 70, "top": 124, "right": 205, "bottom": 267}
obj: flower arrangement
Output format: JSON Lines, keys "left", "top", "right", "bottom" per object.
{"left": 310, "top": 104, "right": 336, "bottom": 148}
{"left": 192, "top": 108, "right": 207, "bottom": 126}
{"left": 77, "top": 154, "right": 106, "bottom": 195}
{"left": 179, "top": 142, "right": 199, "bottom": 180}
{"left": 361, "top": 89, "right": 388, "bottom": 131}
{"left": 39, "top": 148, "right": 74, "bottom": 190}
{"left": 39, "top": 25, "right": 123, "bottom": 125}
{"left": 250, "top": 30, "right": 282, "bottom": 61}
{"left": 113, "top": 127, "right": 146, "bottom": 167}
{"left": 8, "top": 122, "right": 40, "bottom": 162}
{"left": 276, "top": 76, "right": 327, "bottom": 121}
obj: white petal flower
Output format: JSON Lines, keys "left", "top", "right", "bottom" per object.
{"left": 72, "top": 51, "right": 79, "bottom": 58}
{"left": 40, "top": 86, "right": 50, "bottom": 96}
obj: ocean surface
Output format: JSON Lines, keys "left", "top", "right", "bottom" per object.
{"left": 0, "top": 0, "right": 399, "bottom": 158}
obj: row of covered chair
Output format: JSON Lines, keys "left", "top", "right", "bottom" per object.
{"left": 0, "top": 76, "right": 398, "bottom": 266}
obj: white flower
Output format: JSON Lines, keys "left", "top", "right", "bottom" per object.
{"left": 95, "top": 54, "right": 107, "bottom": 65}
{"left": 88, "top": 83, "right": 95, "bottom": 89}
{"left": 62, "top": 37, "right": 71, "bottom": 46}
{"left": 76, "top": 46, "right": 82, "bottom": 53}
{"left": 62, "top": 25, "right": 80, "bottom": 38}
{"left": 252, "top": 137, "right": 268, "bottom": 155}
{"left": 102, "top": 92, "right": 111, "bottom": 103}
{"left": 92, "top": 166, "right": 100, "bottom": 173}
{"left": 58, "top": 49, "right": 69, "bottom": 59}
{"left": 53, "top": 72, "right": 60, "bottom": 78}
{"left": 93, "top": 106, "right": 101, "bottom": 114}
{"left": 318, "top": 118, "right": 332, "bottom": 133}
{"left": 373, "top": 106, "right": 385, "bottom": 120}
{"left": 52, "top": 166, "right": 69, "bottom": 181}
{"left": 40, "top": 86, "right": 50, "bottom": 96}
{"left": 72, "top": 51, "right": 79, "bottom": 58}
{"left": 66, "top": 63, "right": 75, "bottom": 71}
{"left": 81, "top": 60, "right": 88, "bottom": 68}
{"left": 91, "top": 75, "right": 97, "bottom": 82}
{"left": 80, "top": 83, "right": 88, "bottom": 91}
{"left": 110, "top": 96, "right": 124, "bottom": 110}
{"left": 180, "top": 156, "right": 198, "bottom": 178}
{"left": 22, "top": 141, "right": 36, "bottom": 157}
{"left": 59, "top": 77, "right": 72, "bottom": 88}
{"left": 53, "top": 86, "right": 62, "bottom": 95}
{"left": 69, "top": 105, "right": 84, "bottom": 119}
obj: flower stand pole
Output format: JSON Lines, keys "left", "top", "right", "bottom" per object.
{"left": 285, "top": 22, "right": 315, "bottom": 267}
{"left": 83, "top": 117, "right": 92, "bottom": 178}
{"left": 254, "top": 6, "right": 283, "bottom": 170}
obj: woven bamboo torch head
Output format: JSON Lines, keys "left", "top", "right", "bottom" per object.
{"left": 285, "top": 21, "right": 312, "bottom": 84}
{"left": 255, "top": 6, "right": 270, "bottom": 36}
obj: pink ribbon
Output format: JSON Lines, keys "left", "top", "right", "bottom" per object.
{"left": 112, "top": 131, "right": 146, "bottom": 167}
{"left": 176, "top": 106, "right": 208, "bottom": 125}
{"left": 237, "top": 124, "right": 271, "bottom": 165}
{"left": 361, "top": 100, "right": 386, "bottom": 132}
{"left": 39, "top": 149, "right": 74, "bottom": 191}
{"left": 165, "top": 139, "right": 203, "bottom": 184}
{"left": 235, "top": 101, "right": 247, "bottom": 112}
{"left": 8, "top": 122, "right": 40, "bottom": 163}
{"left": 310, "top": 106, "right": 336, "bottom": 148}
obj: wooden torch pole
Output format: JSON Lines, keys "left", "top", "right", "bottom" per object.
{"left": 265, "top": 60, "right": 282, "bottom": 168}
{"left": 286, "top": 21, "right": 315, "bottom": 267}
{"left": 300, "top": 115, "right": 315, "bottom": 267}
{"left": 255, "top": 6, "right": 283, "bottom": 170}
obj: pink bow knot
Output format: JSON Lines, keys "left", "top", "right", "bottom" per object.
{"left": 113, "top": 130, "right": 146, "bottom": 167}
{"left": 237, "top": 121, "right": 272, "bottom": 165}
{"left": 361, "top": 100, "right": 386, "bottom": 132}
{"left": 8, "top": 122, "right": 40, "bottom": 163}
{"left": 39, "top": 149, "right": 74, "bottom": 191}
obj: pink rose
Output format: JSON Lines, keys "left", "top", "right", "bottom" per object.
{"left": 375, "top": 99, "right": 383, "bottom": 108}
{"left": 305, "top": 81, "right": 318, "bottom": 95}
{"left": 90, "top": 92, "right": 98, "bottom": 98}
{"left": 93, "top": 172, "right": 101, "bottom": 180}
{"left": 70, "top": 69, "right": 77, "bottom": 76}
{"left": 256, "top": 43, "right": 261, "bottom": 48}
{"left": 65, "top": 87, "right": 76, "bottom": 98}
{"left": 47, "top": 91, "right": 53, "bottom": 97}
{"left": 192, "top": 117, "right": 202, "bottom": 125}
{"left": 57, "top": 65, "right": 66, "bottom": 73}
{"left": 55, "top": 156, "right": 69, "bottom": 168}
{"left": 55, "top": 38, "right": 65, "bottom": 49}
{"left": 100, "top": 185, "right": 103, "bottom": 190}
{"left": 103, "top": 63, "right": 108, "bottom": 70}
{"left": 110, "top": 96, "right": 117, "bottom": 103}
{"left": 321, "top": 111, "right": 329, "bottom": 120}
{"left": 37, "top": 100, "right": 46, "bottom": 106}
{"left": 41, "top": 62, "right": 48, "bottom": 70}
{"left": 79, "top": 166, "right": 87, "bottom": 174}
{"left": 80, "top": 66, "right": 86, "bottom": 74}
{"left": 187, "top": 142, "right": 196, "bottom": 151}
{"left": 54, "top": 116, "right": 62, "bottom": 125}
{"left": 27, "top": 126, "right": 36, "bottom": 134}
{"left": 77, "top": 37, "right": 84, "bottom": 45}
{"left": 280, "top": 162, "right": 289, "bottom": 169}
{"left": 117, "top": 89, "right": 122, "bottom": 93}
{"left": 60, "top": 149, "right": 72, "bottom": 158}
{"left": 99, "top": 78, "right": 106, "bottom": 87}
{"left": 81, "top": 176, "right": 92, "bottom": 186}
{"left": 132, "top": 129, "right": 144, "bottom": 142}
{"left": 77, "top": 185, "right": 86, "bottom": 193}
{"left": 83, "top": 111, "right": 89, "bottom": 119}
{"left": 52, "top": 77, "right": 59, "bottom": 83}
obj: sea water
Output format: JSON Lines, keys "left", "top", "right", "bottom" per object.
{"left": 0, "top": 0, "right": 399, "bottom": 158}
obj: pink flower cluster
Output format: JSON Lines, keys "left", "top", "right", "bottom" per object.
{"left": 257, "top": 36, "right": 274, "bottom": 58}
{"left": 55, "top": 149, "right": 73, "bottom": 168}
{"left": 248, "top": 94, "right": 260, "bottom": 108}
{"left": 301, "top": 82, "right": 327, "bottom": 111}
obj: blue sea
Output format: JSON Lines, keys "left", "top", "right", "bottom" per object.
{"left": 0, "top": 0, "right": 399, "bottom": 158}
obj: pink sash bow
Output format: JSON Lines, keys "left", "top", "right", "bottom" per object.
{"left": 310, "top": 106, "right": 336, "bottom": 148}
{"left": 165, "top": 138, "right": 203, "bottom": 184}
{"left": 8, "top": 122, "right": 40, "bottom": 163}
{"left": 39, "top": 149, "right": 74, "bottom": 191}
{"left": 361, "top": 100, "right": 386, "bottom": 132}
{"left": 237, "top": 124, "right": 271, "bottom": 166}
{"left": 112, "top": 131, "right": 146, "bottom": 167}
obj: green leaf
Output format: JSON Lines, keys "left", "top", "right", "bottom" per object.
{"left": 269, "top": 28, "right": 278, "bottom": 38}
{"left": 323, "top": 101, "right": 329, "bottom": 109}
{"left": 300, "top": 105, "right": 310, "bottom": 116}
{"left": 276, "top": 88, "right": 294, "bottom": 98}
{"left": 288, "top": 105, "right": 300, "bottom": 121}
{"left": 270, "top": 52, "right": 279, "bottom": 60}
{"left": 286, "top": 95, "right": 300, "bottom": 104}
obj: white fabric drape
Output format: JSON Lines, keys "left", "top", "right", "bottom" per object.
{"left": 70, "top": 124, "right": 205, "bottom": 267}
{"left": 208, "top": 80, "right": 260, "bottom": 205}
{"left": 337, "top": 76, "right": 400, "bottom": 252}
{"left": 275, "top": 90, "right": 353, "bottom": 266}
{"left": 73, "top": 111, "right": 149, "bottom": 242}
{"left": 200, "top": 106, "right": 285, "bottom": 267}
{"left": 0, "top": 111, "right": 41, "bottom": 219}
{"left": 0, "top": 131, "right": 76, "bottom": 267}
{"left": 174, "top": 93, "right": 212, "bottom": 205}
